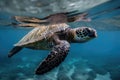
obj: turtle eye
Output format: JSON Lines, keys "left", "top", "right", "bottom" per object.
{"left": 89, "top": 30, "right": 96, "bottom": 37}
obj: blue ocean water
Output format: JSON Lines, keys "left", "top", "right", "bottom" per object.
{"left": 0, "top": 25, "right": 120, "bottom": 80}
{"left": 0, "top": 1, "right": 120, "bottom": 80}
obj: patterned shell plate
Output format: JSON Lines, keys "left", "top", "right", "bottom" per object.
{"left": 14, "top": 23, "right": 69, "bottom": 46}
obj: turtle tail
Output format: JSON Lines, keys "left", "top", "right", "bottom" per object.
{"left": 8, "top": 46, "right": 23, "bottom": 58}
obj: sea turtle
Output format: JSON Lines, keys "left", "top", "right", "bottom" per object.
{"left": 8, "top": 12, "right": 97, "bottom": 75}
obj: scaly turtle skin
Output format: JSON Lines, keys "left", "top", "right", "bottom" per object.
{"left": 8, "top": 12, "right": 97, "bottom": 75}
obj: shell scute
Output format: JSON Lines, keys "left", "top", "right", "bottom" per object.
{"left": 14, "top": 23, "right": 69, "bottom": 46}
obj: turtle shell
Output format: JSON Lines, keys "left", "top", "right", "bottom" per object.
{"left": 14, "top": 23, "right": 69, "bottom": 46}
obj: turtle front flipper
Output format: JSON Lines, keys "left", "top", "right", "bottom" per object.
{"left": 35, "top": 40, "right": 70, "bottom": 75}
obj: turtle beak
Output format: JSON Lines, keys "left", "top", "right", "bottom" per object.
{"left": 87, "top": 28, "right": 97, "bottom": 38}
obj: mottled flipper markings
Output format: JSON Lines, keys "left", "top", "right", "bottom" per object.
{"left": 35, "top": 40, "right": 70, "bottom": 75}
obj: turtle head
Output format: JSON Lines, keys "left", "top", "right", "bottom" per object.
{"left": 73, "top": 27, "right": 97, "bottom": 42}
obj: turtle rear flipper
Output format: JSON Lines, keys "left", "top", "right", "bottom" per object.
{"left": 8, "top": 46, "right": 23, "bottom": 58}
{"left": 35, "top": 40, "right": 70, "bottom": 75}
